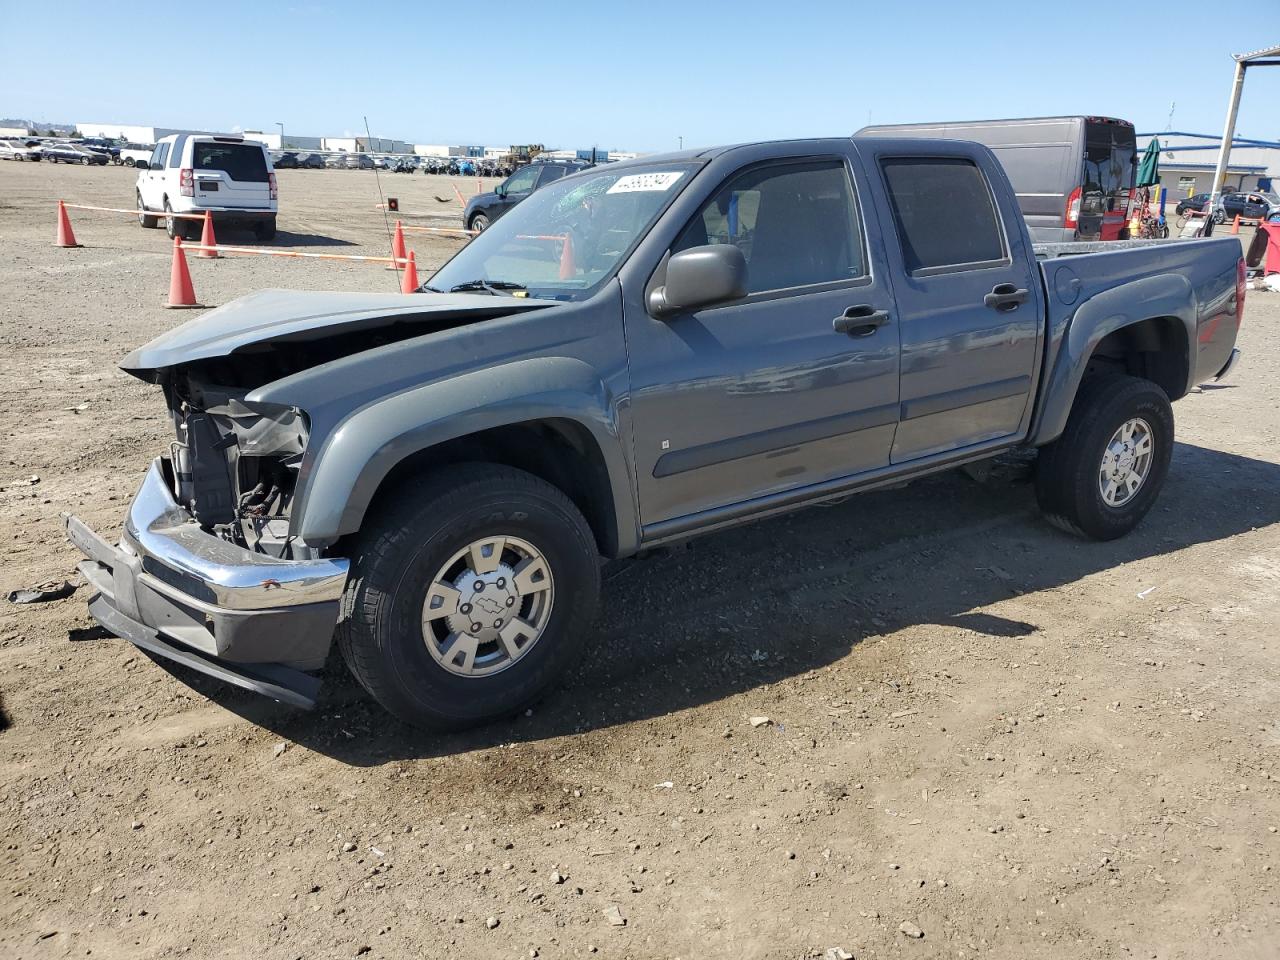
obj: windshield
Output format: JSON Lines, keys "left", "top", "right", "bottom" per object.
{"left": 429, "top": 163, "right": 697, "bottom": 300}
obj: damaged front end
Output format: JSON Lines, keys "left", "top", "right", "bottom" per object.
{"left": 167, "top": 374, "right": 310, "bottom": 559}
{"left": 64, "top": 289, "right": 560, "bottom": 709}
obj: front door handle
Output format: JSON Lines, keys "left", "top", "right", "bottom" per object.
{"left": 833, "top": 305, "right": 891, "bottom": 336}
{"left": 984, "top": 283, "right": 1030, "bottom": 312}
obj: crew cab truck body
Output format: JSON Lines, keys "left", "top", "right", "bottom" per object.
{"left": 66, "top": 137, "right": 1244, "bottom": 728}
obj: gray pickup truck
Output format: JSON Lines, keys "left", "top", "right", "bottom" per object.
{"left": 66, "top": 136, "right": 1244, "bottom": 729}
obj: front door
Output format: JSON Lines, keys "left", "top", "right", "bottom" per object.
{"left": 498, "top": 164, "right": 540, "bottom": 218}
{"left": 858, "top": 147, "right": 1042, "bottom": 463}
{"left": 625, "top": 152, "right": 901, "bottom": 527}
{"left": 141, "top": 142, "right": 169, "bottom": 209}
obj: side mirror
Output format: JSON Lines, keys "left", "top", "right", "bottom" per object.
{"left": 495, "top": 184, "right": 506, "bottom": 197}
{"left": 649, "top": 244, "right": 748, "bottom": 318}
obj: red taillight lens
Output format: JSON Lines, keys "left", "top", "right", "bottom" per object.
{"left": 268, "top": 172, "right": 278, "bottom": 200}
{"left": 1236, "top": 257, "right": 1246, "bottom": 322}
{"left": 1065, "top": 186, "right": 1081, "bottom": 228}
{"left": 179, "top": 168, "right": 193, "bottom": 197}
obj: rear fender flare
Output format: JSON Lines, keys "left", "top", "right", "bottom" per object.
{"left": 1032, "top": 273, "right": 1195, "bottom": 445}
{"left": 290, "top": 356, "right": 636, "bottom": 552}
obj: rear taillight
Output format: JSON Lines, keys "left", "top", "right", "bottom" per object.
{"left": 179, "top": 168, "right": 193, "bottom": 197}
{"left": 268, "top": 172, "right": 278, "bottom": 200}
{"left": 1065, "top": 186, "right": 1081, "bottom": 228}
{"left": 1236, "top": 257, "right": 1246, "bottom": 321}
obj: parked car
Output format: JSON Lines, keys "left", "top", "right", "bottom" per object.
{"left": 79, "top": 137, "right": 121, "bottom": 161}
{"left": 463, "top": 159, "right": 591, "bottom": 232}
{"left": 66, "top": 136, "right": 1244, "bottom": 729}
{"left": 0, "top": 138, "right": 42, "bottom": 161}
{"left": 274, "top": 152, "right": 300, "bottom": 169}
{"left": 136, "top": 134, "right": 277, "bottom": 241}
{"left": 42, "top": 142, "right": 109, "bottom": 165}
{"left": 1175, "top": 193, "right": 1212, "bottom": 216}
{"left": 324, "top": 153, "right": 346, "bottom": 169}
{"left": 118, "top": 142, "right": 155, "bottom": 167}
{"left": 298, "top": 153, "right": 326, "bottom": 169}
{"left": 1177, "top": 191, "right": 1274, "bottom": 223}
{"left": 345, "top": 153, "right": 374, "bottom": 170}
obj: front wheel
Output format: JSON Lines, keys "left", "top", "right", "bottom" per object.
{"left": 80, "top": 156, "right": 91, "bottom": 166}
{"left": 1034, "top": 375, "right": 1174, "bottom": 541}
{"left": 468, "top": 212, "right": 489, "bottom": 233}
{"left": 337, "top": 464, "right": 601, "bottom": 730}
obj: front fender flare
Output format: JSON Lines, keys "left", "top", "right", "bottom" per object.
{"left": 1032, "top": 273, "right": 1195, "bottom": 445}
{"left": 290, "top": 356, "right": 636, "bottom": 551}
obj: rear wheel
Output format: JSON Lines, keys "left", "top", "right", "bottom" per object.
{"left": 137, "top": 192, "right": 158, "bottom": 229}
{"left": 253, "top": 217, "right": 276, "bottom": 242}
{"left": 1034, "top": 375, "right": 1174, "bottom": 540}
{"left": 337, "top": 464, "right": 600, "bottom": 730}
{"left": 164, "top": 199, "right": 179, "bottom": 239}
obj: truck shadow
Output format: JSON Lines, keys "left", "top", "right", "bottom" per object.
{"left": 174, "top": 440, "right": 1280, "bottom": 763}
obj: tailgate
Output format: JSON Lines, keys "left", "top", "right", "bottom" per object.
{"left": 193, "top": 142, "right": 272, "bottom": 209}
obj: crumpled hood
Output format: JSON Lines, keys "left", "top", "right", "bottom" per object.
{"left": 120, "top": 288, "right": 557, "bottom": 378}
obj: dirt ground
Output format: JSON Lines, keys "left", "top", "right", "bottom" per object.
{"left": 2, "top": 159, "right": 1279, "bottom": 960}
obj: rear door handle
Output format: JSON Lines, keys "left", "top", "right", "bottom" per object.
{"left": 984, "top": 283, "right": 1030, "bottom": 312}
{"left": 833, "top": 305, "right": 891, "bottom": 337}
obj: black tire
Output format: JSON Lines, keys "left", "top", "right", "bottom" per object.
{"left": 164, "top": 199, "right": 179, "bottom": 239}
{"left": 254, "top": 217, "right": 277, "bottom": 242}
{"left": 1212, "top": 209, "right": 1226, "bottom": 225}
{"left": 468, "top": 212, "right": 489, "bottom": 233}
{"left": 1034, "top": 375, "right": 1174, "bottom": 541}
{"left": 80, "top": 156, "right": 91, "bottom": 166}
{"left": 137, "top": 192, "right": 158, "bottom": 229}
{"left": 337, "top": 463, "right": 601, "bottom": 730}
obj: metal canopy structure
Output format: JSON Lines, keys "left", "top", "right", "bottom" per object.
{"left": 1205, "top": 45, "right": 1280, "bottom": 235}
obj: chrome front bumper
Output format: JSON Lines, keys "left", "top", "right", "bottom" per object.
{"left": 64, "top": 458, "right": 349, "bottom": 708}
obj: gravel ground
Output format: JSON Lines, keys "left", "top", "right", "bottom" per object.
{"left": 2, "top": 159, "right": 1279, "bottom": 960}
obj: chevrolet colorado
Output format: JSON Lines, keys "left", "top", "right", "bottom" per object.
{"left": 66, "top": 136, "right": 1244, "bottom": 729}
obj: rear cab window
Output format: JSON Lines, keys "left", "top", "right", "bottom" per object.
{"left": 193, "top": 142, "right": 269, "bottom": 182}
{"left": 880, "top": 157, "right": 1008, "bottom": 276}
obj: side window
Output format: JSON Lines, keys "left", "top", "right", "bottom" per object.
{"left": 538, "top": 165, "right": 568, "bottom": 187}
{"left": 504, "top": 165, "right": 539, "bottom": 194}
{"left": 881, "top": 158, "right": 1006, "bottom": 275}
{"left": 151, "top": 143, "right": 168, "bottom": 169}
{"left": 673, "top": 160, "right": 864, "bottom": 295}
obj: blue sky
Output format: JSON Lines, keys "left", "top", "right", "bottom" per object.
{"left": 3, "top": 0, "right": 1278, "bottom": 152}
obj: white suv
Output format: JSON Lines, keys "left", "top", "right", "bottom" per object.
{"left": 137, "top": 134, "right": 277, "bottom": 241}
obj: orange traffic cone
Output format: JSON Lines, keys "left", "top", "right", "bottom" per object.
{"left": 1231, "top": 213, "right": 1241, "bottom": 235}
{"left": 55, "top": 201, "right": 81, "bottom": 248}
{"left": 400, "top": 250, "right": 420, "bottom": 294}
{"left": 558, "top": 232, "right": 575, "bottom": 280}
{"left": 165, "top": 237, "right": 200, "bottom": 309}
{"left": 388, "top": 219, "right": 406, "bottom": 270}
{"left": 198, "top": 211, "right": 220, "bottom": 258}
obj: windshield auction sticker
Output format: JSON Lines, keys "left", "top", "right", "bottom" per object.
{"left": 607, "top": 171, "right": 685, "bottom": 194}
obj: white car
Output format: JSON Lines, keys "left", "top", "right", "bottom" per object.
{"left": 0, "top": 139, "right": 43, "bottom": 161}
{"left": 136, "top": 134, "right": 277, "bottom": 241}
{"left": 118, "top": 142, "right": 155, "bottom": 167}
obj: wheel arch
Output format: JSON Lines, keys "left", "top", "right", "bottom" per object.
{"left": 290, "top": 357, "right": 638, "bottom": 558}
{"left": 1031, "top": 273, "right": 1194, "bottom": 445}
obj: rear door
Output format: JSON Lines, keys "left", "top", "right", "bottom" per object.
{"left": 854, "top": 139, "right": 1042, "bottom": 463}
{"left": 191, "top": 141, "right": 271, "bottom": 209}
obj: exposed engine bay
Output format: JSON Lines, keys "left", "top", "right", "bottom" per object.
{"left": 166, "top": 371, "right": 308, "bottom": 559}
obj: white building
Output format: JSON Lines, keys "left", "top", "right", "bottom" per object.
{"left": 0, "top": 124, "right": 34, "bottom": 137}
{"left": 242, "top": 131, "right": 323, "bottom": 151}
{"left": 76, "top": 122, "right": 215, "bottom": 144}
{"left": 1138, "top": 131, "right": 1280, "bottom": 199}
